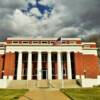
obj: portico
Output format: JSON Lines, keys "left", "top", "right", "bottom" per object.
{"left": 16, "top": 51, "right": 73, "bottom": 80}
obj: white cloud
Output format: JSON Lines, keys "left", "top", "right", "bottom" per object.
{"left": 0, "top": 0, "right": 100, "bottom": 39}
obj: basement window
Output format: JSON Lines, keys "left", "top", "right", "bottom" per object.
{"left": 42, "top": 41, "right": 48, "bottom": 44}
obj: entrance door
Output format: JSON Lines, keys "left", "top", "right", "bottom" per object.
{"left": 42, "top": 70, "right": 47, "bottom": 79}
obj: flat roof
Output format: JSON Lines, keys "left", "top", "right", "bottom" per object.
{"left": 6, "top": 37, "right": 81, "bottom": 41}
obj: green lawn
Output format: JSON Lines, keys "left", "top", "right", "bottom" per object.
{"left": 0, "top": 89, "right": 28, "bottom": 100}
{"left": 61, "top": 88, "right": 100, "bottom": 100}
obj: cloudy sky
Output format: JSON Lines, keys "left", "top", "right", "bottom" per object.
{"left": 0, "top": 0, "right": 100, "bottom": 40}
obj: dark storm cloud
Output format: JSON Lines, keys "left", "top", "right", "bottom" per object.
{"left": 61, "top": 0, "right": 100, "bottom": 29}
{"left": 0, "top": 0, "right": 100, "bottom": 40}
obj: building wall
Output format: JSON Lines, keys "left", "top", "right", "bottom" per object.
{"left": 83, "top": 55, "right": 100, "bottom": 78}
{"left": 74, "top": 52, "right": 100, "bottom": 78}
{"left": 0, "top": 54, "right": 4, "bottom": 78}
{"left": 74, "top": 52, "right": 84, "bottom": 78}
{"left": 4, "top": 52, "right": 15, "bottom": 78}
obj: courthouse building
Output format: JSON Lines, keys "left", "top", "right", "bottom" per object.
{"left": 0, "top": 37, "right": 99, "bottom": 80}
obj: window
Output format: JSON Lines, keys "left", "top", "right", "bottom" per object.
{"left": 52, "top": 53, "right": 57, "bottom": 61}
{"left": 62, "top": 53, "right": 66, "bottom": 62}
{"left": 84, "top": 45, "right": 90, "bottom": 48}
{"left": 32, "top": 53, "right": 38, "bottom": 61}
{"left": 42, "top": 53, "right": 47, "bottom": 61}
{"left": 50, "top": 41, "right": 54, "bottom": 44}
{"left": 62, "top": 41, "right": 66, "bottom": 44}
{"left": 69, "top": 41, "right": 76, "bottom": 44}
{"left": 42, "top": 41, "right": 48, "bottom": 44}
{"left": 22, "top": 41, "right": 29, "bottom": 44}
{"left": 32, "top": 41, "right": 39, "bottom": 44}
{"left": 13, "top": 41, "right": 19, "bottom": 44}
{"left": 0, "top": 45, "right": 3, "bottom": 47}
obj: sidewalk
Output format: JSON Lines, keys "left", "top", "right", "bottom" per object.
{"left": 19, "top": 89, "right": 70, "bottom": 100}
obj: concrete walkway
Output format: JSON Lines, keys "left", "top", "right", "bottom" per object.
{"left": 19, "top": 89, "right": 70, "bottom": 100}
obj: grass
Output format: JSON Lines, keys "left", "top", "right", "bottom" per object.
{"left": 61, "top": 87, "right": 100, "bottom": 100}
{"left": 0, "top": 89, "right": 28, "bottom": 100}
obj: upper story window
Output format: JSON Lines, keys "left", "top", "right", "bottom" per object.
{"left": 42, "top": 41, "right": 48, "bottom": 44}
{"left": 83, "top": 45, "right": 90, "bottom": 49}
{"left": 69, "top": 41, "right": 76, "bottom": 44}
{"left": 50, "top": 41, "right": 54, "bottom": 44}
{"left": 0, "top": 44, "right": 4, "bottom": 47}
{"left": 32, "top": 53, "right": 38, "bottom": 61}
{"left": 12, "top": 41, "right": 19, "bottom": 44}
{"left": 62, "top": 41, "right": 66, "bottom": 44}
{"left": 42, "top": 53, "right": 47, "bottom": 61}
{"left": 32, "top": 41, "right": 39, "bottom": 44}
{"left": 22, "top": 41, "right": 29, "bottom": 44}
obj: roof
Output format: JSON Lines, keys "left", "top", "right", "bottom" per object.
{"left": 6, "top": 37, "right": 81, "bottom": 41}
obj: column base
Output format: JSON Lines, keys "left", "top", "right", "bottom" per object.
{"left": 76, "top": 75, "right": 80, "bottom": 79}
{"left": 27, "top": 76, "right": 32, "bottom": 80}
{"left": 3, "top": 76, "right": 7, "bottom": 80}
{"left": 81, "top": 75, "right": 85, "bottom": 79}
{"left": 37, "top": 77, "right": 42, "bottom": 80}
{"left": 8, "top": 76, "right": 13, "bottom": 80}
{"left": 97, "top": 75, "right": 100, "bottom": 79}
{"left": 17, "top": 76, "right": 21, "bottom": 80}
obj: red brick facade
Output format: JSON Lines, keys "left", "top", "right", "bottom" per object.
{"left": 74, "top": 52, "right": 100, "bottom": 78}
{"left": 83, "top": 55, "right": 100, "bottom": 78}
{"left": 4, "top": 52, "right": 15, "bottom": 77}
{"left": 74, "top": 52, "right": 84, "bottom": 77}
{"left": 0, "top": 52, "right": 99, "bottom": 79}
{"left": 0, "top": 54, "right": 4, "bottom": 78}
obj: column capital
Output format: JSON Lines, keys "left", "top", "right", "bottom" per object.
{"left": 28, "top": 51, "right": 32, "bottom": 53}
{"left": 67, "top": 51, "right": 71, "bottom": 53}
{"left": 48, "top": 51, "right": 51, "bottom": 54}
{"left": 18, "top": 51, "right": 22, "bottom": 54}
{"left": 57, "top": 51, "right": 62, "bottom": 54}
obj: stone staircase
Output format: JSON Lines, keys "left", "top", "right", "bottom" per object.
{"left": 7, "top": 80, "right": 37, "bottom": 89}
{"left": 49, "top": 80, "right": 80, "bottom": 88}
{"left": 63, "top": 80, "right": 80, "bottom": 88}
{"left": 37, "top": 80, "right": 49, "bottom": 88}
{"left": 7, "top": 80, "right": 80, "bottom": 89}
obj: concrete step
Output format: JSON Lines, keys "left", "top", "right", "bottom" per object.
{"left": 7, "top": 80, "right": 80, "bottom": 89}
{"left": 37, "top": 80, "right": 49, "bottom": 88}
{"left": 49, "top": 80, "right": 80, "bottom": 88}
{"left": 7, "top": 80, "right": 37, "bottom": 89}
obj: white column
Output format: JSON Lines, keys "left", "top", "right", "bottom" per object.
{"left": 67, "top": 52, "right": 72, "bottom": 79}
{"left": 57, "top": 52, "right": 62, "bottom": 80}
{"left": 48, "top": 52, "right": 52, "bottom": 80}
{"left": 17, "top": 52, "right": 22, "bottom": 80}
{"left": 27, "top": 52, "right": 32, "bottom": 80}
{"left": 37, "top": 52, "right": 42, "bottom": 80}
